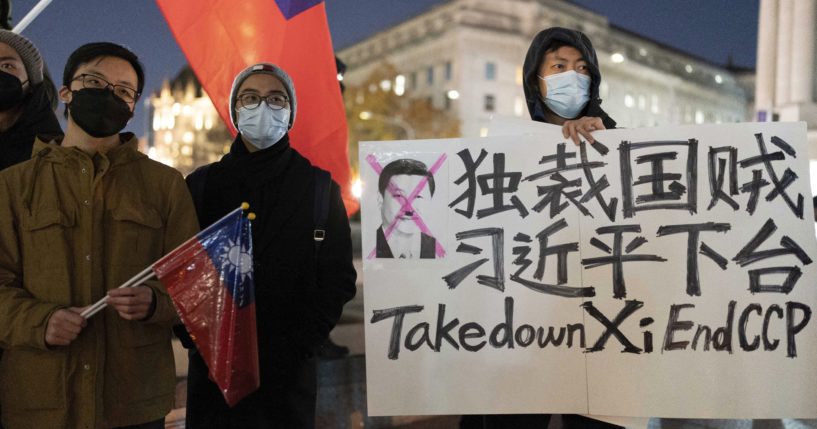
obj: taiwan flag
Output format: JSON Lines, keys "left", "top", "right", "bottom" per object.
{"left": 153, "top": 207, "right": 259, "bottom": 407}
{"left": 156, "top": 0, "right": 358, "bottom": 214}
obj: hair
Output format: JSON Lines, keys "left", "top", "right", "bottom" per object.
{"left": 542, "top": 40, "right": 575, "bottom": 56}
{"left": 378, "top": 159, "right": 435, "bottom": 196}
{"left": 62, "top": 42, "right": 145, "bottom": 98}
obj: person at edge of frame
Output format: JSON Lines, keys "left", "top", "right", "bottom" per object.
{"left": 0, "top": 42, "right": 199, "bottom": 429}
{"left": 460, "top": 26, "right": 623, "bottom": 429}
{"left": 0, "top": 27, "right": 62, "bottom": 429}
{"left": 0, "top": 29, "right": 61, "bottom": 171}
{"left": 180, "top": 62, "right": 357, "bottom": 429}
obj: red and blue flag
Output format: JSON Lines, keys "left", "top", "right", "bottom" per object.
{"left": 153, "top": 207, "right": 260, "bottom": 407}
{"left": 156, "top": 0, "right": 358, "bottom": 214}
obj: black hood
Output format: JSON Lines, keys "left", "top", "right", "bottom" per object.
{"left": 522, "top": 27, "right": 616, "bottom": 128}
{"left": 0, "top": 82, "right": 62, "bottom": 171}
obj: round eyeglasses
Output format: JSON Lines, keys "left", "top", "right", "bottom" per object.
{"left": 237, "top": 93, "right": 289, "bottom": 110}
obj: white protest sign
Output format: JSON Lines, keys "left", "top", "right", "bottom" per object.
{"left": 360, "top": 122, "right": 817, "bottom": 419}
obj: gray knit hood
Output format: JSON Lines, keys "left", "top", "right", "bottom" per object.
{"left": 229, "top": 62, "right": 296, "bottom": 129}
{"left": 0, "top": 29, "right": 44, "bottom": 85}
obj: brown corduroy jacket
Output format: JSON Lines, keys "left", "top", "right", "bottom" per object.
{"left": 0, "top": 134, "right": 199, "bottom": 429}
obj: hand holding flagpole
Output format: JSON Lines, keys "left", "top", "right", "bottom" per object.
{"left": 80, "top": 203, "right": 253, "bottom": 319}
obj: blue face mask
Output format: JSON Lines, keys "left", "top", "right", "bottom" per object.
{"left": 538, "top": 70, "right": 591, "bottom": 119}
{"left": 237, "top": 105, "right": 290, "bottom": 149}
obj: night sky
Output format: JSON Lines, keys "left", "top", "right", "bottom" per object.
{"left": 11, "top": 0, "right": 758, "bottom": 137}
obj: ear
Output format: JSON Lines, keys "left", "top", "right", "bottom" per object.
{"left": 58, "top": 86, "right": 72, "bottom": 105}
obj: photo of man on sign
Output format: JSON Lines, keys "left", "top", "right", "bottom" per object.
{"left": 376, "top": 158, "right": 439, "bottom": 259}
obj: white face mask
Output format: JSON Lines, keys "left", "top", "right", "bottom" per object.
{"left": 237, "top": 105, "right": 290, "bottom": 149}
{"left": 538, "top": 70, "right": 591, "bottom": 119}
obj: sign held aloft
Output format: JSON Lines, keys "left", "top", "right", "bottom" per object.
{"left": 360, "top": 121, "right": 817, "bottom": 419}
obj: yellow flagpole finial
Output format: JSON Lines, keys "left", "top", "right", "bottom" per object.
{"left": 241, "top": 202, "right": 250, "bottom": 210}
{"left": 247, "top": 213, "right": 257, "bottom": 221}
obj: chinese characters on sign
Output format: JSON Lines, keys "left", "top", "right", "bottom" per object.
{"left": 360, "top": 122, "right": 817, "bottom": 419}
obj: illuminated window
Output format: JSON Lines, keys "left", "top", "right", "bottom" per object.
{"left": 695, "top": 110, "right": 705, "bottom": 124}
{"left": 514, "top": 96, "right": 525, "bottom": 117}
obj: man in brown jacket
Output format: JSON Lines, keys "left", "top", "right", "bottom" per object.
{"left": 0, "top": 42, "right": 198, "bottom": 429}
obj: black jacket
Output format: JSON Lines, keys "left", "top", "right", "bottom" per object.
{"left": 522, "top": 27, "right": 616, "bottom": 129}
{"left": 0, "top": 83, "right": 61, "bottom": 172}
{"left": 183, "top": 135, "right": 356, "bottom": 428}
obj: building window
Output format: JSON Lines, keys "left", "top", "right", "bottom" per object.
{"left": 485, "top": 62, "right": 496, "bottom": 80}
{"left": 484, "top": 94, "right": 495, "bottom": 112}
{"left": 426, "top": 66, "right": 434, "bottom": 85}
{"left": 445, "top": 61, "right": 452, "bottom": 81}
{"left": 410, "top": 72, "right": 417, "bottom": 90}
{"left": 624, "top": 94, "right": 634, "bottom": 108}
{"left": 515, "top": 67, "right": 523, "bottom": 85}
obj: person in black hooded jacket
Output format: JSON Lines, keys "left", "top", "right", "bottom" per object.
{"left": 460, "top": 27, "right": 623, "bottom": 429}
{"left": 0, "top": 29, "right": 61, "bottom": 172}
{"left": 522, "top": 26, "right": 616, "bottom": 145}
{"left": 182, "top": 63, "right": 357, "bottom": 429}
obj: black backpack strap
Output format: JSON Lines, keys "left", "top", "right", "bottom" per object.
{"left": 186, "top": 164, "right": 212, "bottom": 220}
{"left": 313, "top": 168, "right": 331, "bottom": 254}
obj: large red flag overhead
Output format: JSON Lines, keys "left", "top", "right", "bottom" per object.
{"left": 156, "top": 0, "right": 358, "bottom": 213}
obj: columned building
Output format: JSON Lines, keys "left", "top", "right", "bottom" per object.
{"left": 145, "top": 68, "right": 232, "bottom": 176}
{"left": 337, "top": 0, "right": 752, "bottom": 138}
{"left": 755, "top": 0, "right": 817, "bottom": 153}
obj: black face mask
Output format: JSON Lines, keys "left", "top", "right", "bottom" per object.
{"left": 68, "top": 88, "right": 133, "bottom": 138}
{"left": 0, "top": 70, "right": 26, "bottom": 112}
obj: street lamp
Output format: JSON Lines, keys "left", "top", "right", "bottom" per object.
{"left": 358, "top": 111, "right": 416, "bottom": 140}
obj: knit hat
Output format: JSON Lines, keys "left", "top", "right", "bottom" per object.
{"left": 229, "top": 63, "right": 296, "bottom": 130}
{"left": 0, "top": 30, "right": 43, "bottom": 85}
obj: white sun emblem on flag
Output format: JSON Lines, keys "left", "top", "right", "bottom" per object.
{"left": 220, "top": 238, "right": 253, "bottom": 283}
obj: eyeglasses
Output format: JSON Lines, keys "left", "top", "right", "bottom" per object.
{"left": 237, "top": 93, "right": 289, "bottom": 110}
{"left": 72, "top": 74, "right": 139, "bottom": 103}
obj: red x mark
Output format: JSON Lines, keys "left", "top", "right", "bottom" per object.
{"left": 366, "top": 153, "right": 447, "bottom": 259}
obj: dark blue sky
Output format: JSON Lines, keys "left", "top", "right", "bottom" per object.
{"left": 12, "top": 0, "right": 758, "bottom": 137}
